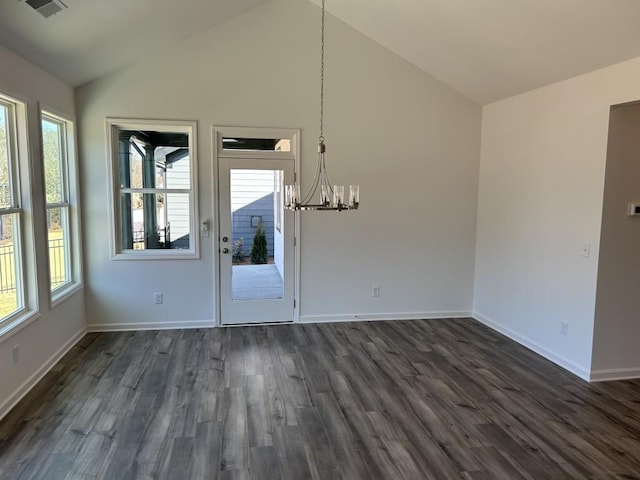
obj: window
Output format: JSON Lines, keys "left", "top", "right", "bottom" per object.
{"left": 0, "top": 97, "right": 26, "bottom": 324}
{"left": 42, "top": 111, "right": 80, "bottom": 296}
{"left": 107, "top": 119, "right": 199, "bottom": 259}
{"left": 222, "top": 137, "right": 291, "bottom": 152}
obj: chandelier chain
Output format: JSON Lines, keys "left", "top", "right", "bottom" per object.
{"left": 319, "top": 0, "right": 325, "bottom": 143}
{"left": 282, "top": 0, "right": 359, "bottom": 212}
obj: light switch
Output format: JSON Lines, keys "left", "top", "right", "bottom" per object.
{"left": 581, "top": 242, "right": 590, "bottom": 257}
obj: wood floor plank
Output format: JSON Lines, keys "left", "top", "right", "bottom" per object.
{"left": 246, "top": 375, "right": 272, "bottom": 448}
{"left": 249, "top": 446, "right": 281, "bottom": 480}
{"left": 296, "top": 407, "right": 341, "bottom": 480}
{"left": 272, "top": 425, "right": 312, "bottom": 480}
{"left": 191, "top": 420, "right": 222, "bottom": 480}
{"left": 220, "top": 387, "right": 248, "bottom": 472}
{"left": 1, "top": 319, "right": 640, "bottom": 479}
{"left": 313, "top": 392, "right": 375, "bottom": 479}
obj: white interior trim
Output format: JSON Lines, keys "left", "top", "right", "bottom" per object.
{"left": 105, "top": 118, "right": 200, "bottom": 260}
{"left": 300, "top": 311, "right": 472, "bottom": 324}
{"left": 473, "top": 312, "right": 591, "bottom": 381}
{"left": 87, "top": 320, "right": 215, "bottom": 332}
{"left": 0, "top": 326, "right": 87, "bottom": 421}
{"left": 590, "top": 368, "right": 640, "bottom": 382}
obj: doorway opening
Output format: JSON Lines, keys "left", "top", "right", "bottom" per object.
{"left": 214, "top": 127, "right": 299, "bottom": 326}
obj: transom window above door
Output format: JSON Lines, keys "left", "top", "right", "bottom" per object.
{"left": 221, "top": 137, "right": 291, "bottom": 152}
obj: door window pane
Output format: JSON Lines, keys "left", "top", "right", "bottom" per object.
{"left": 230, "top": 169, "right": 284, "bottom": 300}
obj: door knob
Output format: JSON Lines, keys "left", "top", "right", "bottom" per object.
{"left": 222, "top": 247, "right": 230, "bottom": 254}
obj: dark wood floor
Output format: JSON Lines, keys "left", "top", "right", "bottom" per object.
{"left": 1, "top": 319, "right": 640, "bottom": 479}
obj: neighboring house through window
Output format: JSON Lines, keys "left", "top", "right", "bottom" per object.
{"left": 106, "top": 119, "right": 199, "bottom": 259}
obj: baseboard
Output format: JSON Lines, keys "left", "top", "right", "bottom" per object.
{"left": 472, "top": 312, "right": 591, "bottom": 381}
{"left": 87, "top": 320, "right": 216, "bottom": 332}
{"left": 0, "top": 326, "right": 87, "bottom": 421}
{"left": 300, "top": 311, "right": 472, "bottom": 324}
{"left": 589, "top": 367, "right": 640, "bottom": 382}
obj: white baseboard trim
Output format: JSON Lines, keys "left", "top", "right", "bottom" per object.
{"left": 0, "top": 326, "right": 87, "bottom": 421}
{"left": 300, "top": 311, "right": 472, "bottom": 324}
{"left": 589, "top": 367, "right": 640, "bottom": 382}
{"left": 87, "top": 320, "right": 216, "bottom": 332}
{"left": 472, "top": 312, "right": 591, "bottom": 381}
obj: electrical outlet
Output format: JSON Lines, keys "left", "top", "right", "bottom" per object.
{"left": 371, "top": 286, "right": 380, "bottom": 297}
{"left": 12, "top": 345, "right": 19, "bottom": 364}
{"left": 560, "top": 321, "right": 568, "bottom": 336}
{"left": 154, "top": 292, "right": 163, "bottom": 304}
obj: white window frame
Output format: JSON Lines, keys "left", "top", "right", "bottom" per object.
{"left": 0, "top": 93, "right": 39, "bottom": 339}
{"left": 106, "top": 118, "right": 199, "bottom": 260}
{"left": 40, "top": 107, "right": 83, "bottom": 305}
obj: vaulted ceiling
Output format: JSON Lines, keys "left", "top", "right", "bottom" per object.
{"left": 0, "top": 0, "right": 268, "bottom": 88}
{"left": 2, "top": 0, "right": 640, "bottom": 104}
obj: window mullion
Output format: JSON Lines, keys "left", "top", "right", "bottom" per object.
{"left": 45, "top": 202, "right": 70, "bottom": 210}
{"left": 120, "top": 187, "right": 190, "bottom": 194}
{"left": 0, "top": 207, "right": 22, "bottom": 215}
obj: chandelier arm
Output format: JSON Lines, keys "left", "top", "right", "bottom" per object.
{"left": 322, "top": 171, "right": 332, "bottom": 192}
{"left": 301, "top": 150, "right": 323, "bottom": 204}
{"left": 320, "top": 152, "right": 332, "bottom": 192}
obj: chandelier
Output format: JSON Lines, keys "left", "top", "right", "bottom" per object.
{"left": 284, "top": 0, "right": 359, "bottom": 212}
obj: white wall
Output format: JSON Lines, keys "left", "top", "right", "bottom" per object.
{"left": 475, "top": 55, "right": 640, "bottom": 380}
{"left": 592, "top": 103, "right": 640, "bottom": 378}
{"left": 0, "top": 45, "right": 85, "bottom": 418}
{"left": 76, "top": 0, "right": 481, "bottom": 329}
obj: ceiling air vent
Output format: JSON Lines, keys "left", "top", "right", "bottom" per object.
{"left": 25, "top": 0, "right": 67, "bottom": 18}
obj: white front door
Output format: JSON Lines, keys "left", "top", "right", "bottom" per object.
{"left": 218, "top": 155, "right": 296, "bottom": 325}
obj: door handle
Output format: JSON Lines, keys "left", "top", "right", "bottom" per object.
{"left": 222, "top": 247, "right": 230, "bottom": 254}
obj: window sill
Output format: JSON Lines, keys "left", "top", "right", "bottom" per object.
{"left": 111, "top": 251, "right": 200, "bottom": 261}
{"left": 51, "top": 283, "right": 84, "bottom": 309}
{"left": 0, "top": 311, "right": 42, "bottom": 345}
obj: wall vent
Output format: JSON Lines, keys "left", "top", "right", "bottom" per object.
{"left": 25, "top": 0, "right": 67, "bottom": 18}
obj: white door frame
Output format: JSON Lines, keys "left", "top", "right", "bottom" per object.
{"left": 212, "top": 126, "right": 300, "bottom": 326}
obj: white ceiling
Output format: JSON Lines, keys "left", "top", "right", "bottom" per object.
{"left": 2, "top": 0, "right": 640, "bottom": 104}
{"left": 312, "top": 0, "right": 640, "bottom": 104}
{"left": 0, "top": 0, "right": 268, "bottom": 88}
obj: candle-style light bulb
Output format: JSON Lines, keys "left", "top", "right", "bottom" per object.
{"left": 292, "top": 185, "right": 300, "bottom": 206}
{"left": 349, "top": 185, "right": 359, "bottom": 207}
{"left": 333, "top": 185, "right": 344, "bottom": 207}
{"left": 284, "top": 185, "right": 292, "bottom": 208}
{"left": 321, "top": 185, "right": 331, "bottom": 206}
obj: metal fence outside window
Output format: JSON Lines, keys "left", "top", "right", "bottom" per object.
{"left": 0, "top": 239, "right": 66, "bottom": 293}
